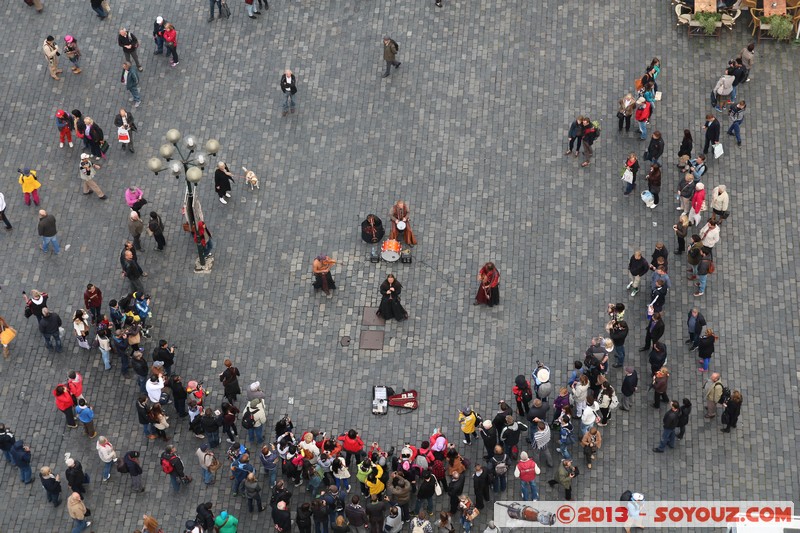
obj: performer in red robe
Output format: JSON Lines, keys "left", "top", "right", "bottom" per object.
{"left": 389, "top": 200, "right": 417, "bottom": 245}
{"left": 474, "top": 262, "right": 500, "bottom": 307}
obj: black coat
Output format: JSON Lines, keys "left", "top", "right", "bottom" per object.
{"left": 38, "top": 313, "right": 61, "bottom": 335}
{"left": 113, "top": 112, "right": 137, "bottom": 131}
{"left": 628, "top": 256, "right": 651, "bottom": 277}
{"left": 273, "top": 508, "right": 292, "bottom": 532}
{"left": 724, "top": 399, "right": 742, "bottom": 426}
{"left": 621, "top": 371, "right": 638, "bottom": 396}
{"left": 648, "top": 344, "right": 667, "bottom": 372}
{"left": 663, "top": 409, "right": 680, "bottom": 429}
{"left": 705, "top": 119, "right": 720, "bottom": 144}
{"left": 687, "top": 311, "right": 706, "bottom": 337}
{"left": 135, "top": 400, "right": 151, "bottom": 424}
{"left": 697, "top": 336, "right": 715, "bottom": 358}
{"left": 479, "top": 427, "right": 498, "bottom": 454}
{"left": 214, "top": 167, "right": 235, "bottom": 194}
{"left": 196, "top": 504, "right": 215, "bottom": 530}
{"left": 609, "top": 321, "right": 629, "bottom": 346}
{"left": 124, "top": 453, "right": 143, "bottom": 476}
{"left": 345, "top": 504, "right": 368, "bottom": 527}
{"left": 472, "top": 471, "right": 491, "bottom": 498}
{"left": 647, "top": 318, "right": 665, "bottom": 343}
{"left": 416, "top": 476, "right": 437, "bottom": 499}
{"left": 647, "top": 137, "right": 665, "bottom": 160}
{"left": 40, "top": 474, "right": 62, "bottom": 494}
{"left": 447, "top": 475, "right": 465, "bottom": 498}
{"left": 365, "top": 500, "right": 389, "bottom": 524}
{"left": 678, "top": 137, "right": 693, "bottom": 157}
{"left": 132, "top": 357, "right": 149, "bottom": 378}
{"left": 296, "top": 505, "right": 314, "bottom": 530}
{"left": 65, "top": 462, "right": 86, "bottom": 491}
{"left": 280, "top": 74, "right": 298, "bottom": 95}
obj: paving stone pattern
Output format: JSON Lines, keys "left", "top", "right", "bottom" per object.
{"left": 0, "top": 0, "right": 798, "bottom": 532}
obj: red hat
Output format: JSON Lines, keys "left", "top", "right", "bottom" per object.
{"left": 56, "top": 110, "right": 66, "bottom": 118}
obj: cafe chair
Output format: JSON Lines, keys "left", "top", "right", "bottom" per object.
{"left": 675, "top": 3, "right": 693, "bottom": 24}
{"left": 787, "top": 0, "right": 800, "bottom": 9}
{"left": 722, "top": 9, "right": 742, "bottom": 27}
{"left": 748, "top": 6, "right": 763, "bottom": 29}
{"left": 741, "top": 0, "right": 758, "bottom": 9}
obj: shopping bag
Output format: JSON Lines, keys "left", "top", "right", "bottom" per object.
{"left": 221, "top": 0, "right": 231, "bottom": 17}
{"left": 713, "top": 143, "right": 724, "bottom": 159}
{"left": 118, "top": 127, "right": 130, "bottom": 144}
{"left": 77, "top": 336, "right": 90, "bottom": 350}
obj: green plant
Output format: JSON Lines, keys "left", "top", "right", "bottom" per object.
{"left": 764, "top": 14, "right": 793, "bottom": 40}
{"left": 694, "top": 12, "right": 722, "bottom": 35}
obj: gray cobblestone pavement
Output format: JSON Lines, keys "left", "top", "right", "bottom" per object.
{"left": 0, "top": 0, "right": 798, "bottom": 531}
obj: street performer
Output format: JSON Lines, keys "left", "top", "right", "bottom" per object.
{"left": 474, "top": 262, "right": 500, "bottom": 307}
{"left": 312, "top": 255, "right": 337, "bottom": 295}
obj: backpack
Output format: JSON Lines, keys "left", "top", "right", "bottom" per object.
{"left": 391, "top": 39, "right": 399, "bottom": 52}
{"left": 241, "top": 408, "right": 255, "bottom": 429}
{"left": 678, "top": 406, "right": 691, "bottom": 427}
{"left": 493, "top": 455, "right": 508, "bottom": 475}
{"left": 161, "top": 456, "right": 174, "bottom": 474}
{"left": 412, "top": 520, "right": 427, "bottom": 533}
{"left": 620, "top": 489, "right": 633, "bottom": 502}
{"left": 116, "top": 458, "right": 129, "bottom": 473}
{"left": 333, "top": 495, "right": 345, "bottom": 512}
{"left": 716, "top": 383, "right": 732, "bottom": 404}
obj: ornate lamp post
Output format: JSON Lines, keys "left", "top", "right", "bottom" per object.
{"left": 147, "top": 129, "right": 220, "bottom": 272}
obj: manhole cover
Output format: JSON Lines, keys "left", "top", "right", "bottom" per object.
{"left": 340, "top": 336, "right": 350, "bottom": 346}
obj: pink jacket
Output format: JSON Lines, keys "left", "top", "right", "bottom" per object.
{"left": 691, "top": 189, "right": 706, "bottom": 213}
{"left": 125, "top": 188, "right": 143, "bottom": 208}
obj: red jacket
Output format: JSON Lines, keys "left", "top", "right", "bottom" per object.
{"left": 517, "top": 459, "right": 538, "bottom": 482}
{"left": 691, "top": 189, "right": 706, "bottom": 214}
{"left": 163, "top": 29, "right": 177, "bottom": 47}
{"left": 635, "top": 103, "right": 651, "bottom": 122}
{"left": 53, "top": 387, "right": 74, "bottom": 411}
{"left": 84, "top": 288, "right": 103, "bottom": 309}
{"left": 67, "top": 374, "right": 83, "bottom": 398}
{"left": 338, "top": 434, "right": 365, "bottom": 453}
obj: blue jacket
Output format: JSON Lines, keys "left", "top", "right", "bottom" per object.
{"left": 10, "top": 441, "right": 30, "bottom": 466}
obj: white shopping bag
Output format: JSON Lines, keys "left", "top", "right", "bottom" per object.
{"left": 713, "top": 143, "right": 724, "bottom": 159}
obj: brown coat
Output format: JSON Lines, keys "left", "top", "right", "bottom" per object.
{"left": 618, "top": 96, "right": 636, "bottom": 116}
{"left": 580, "top": 430, "right": 603, "bottom": 450}
{"left": 383, "top": 40, "right": 397, "bottom": 62}
{"left": 447, "top": 456, "right": 466, "bottom": 477}
{"left": 68, "top": 494, "right": 87, "bottom": 520}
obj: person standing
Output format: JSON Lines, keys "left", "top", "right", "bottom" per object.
{"left": 63, "top": 35, "right": 81, "bottom": 75}
{"left": 470, "top": 465, "right": 491, "bottom": 510}
{"left": 686, "top": 308, "right": 707, "bottom": 349}
{"left": 703, "top": 372, "right": 725, "bottom": 419}
{"left": 56, "top": 110, "right": 75, "bottom": 148}
{"left": 513, "top": 451, "right": 540, "bottom": 500}
{"left": 208, "top": 0, "right": 222, "bottom": 21}
{"left": 677, "top": 129, "right": 693, "bottom": 168}
{"left": 43, "top": 36, "right": 62, "bottom": 81}
{"left": 280, "top": 70, "right": 298, "bottom": 116}
{"left": 312, "top": 255, "right": 337, "bottom": 295}
{"left": 548, "top": 459, "right": 576, "bottom": 501}
{"left": 83, "top": 284, "right": 103, "bottom": 324}
{"left": 645, "top": 164, "right": 661, "bottom": 208}
{"left": 148, "top": 211, "right": 166, "bottom": 251}
{"left": 645, "top": 131, "right": 664, "bottom": 167}
{"left": 626, "top": 250, "right": 650, "bottom": 297}
{"left": 634, "top": 97, "right": 651, "bottom": 140}
{"left": 123, "top": 451, "right": 144, "bottom": 492}
{"left": 640, "top": 312, "right": 665, "bottom": 352}
{"left": 580, "top": 427, "right": 601, "bottom": 470}
{"left": 40, "top": 466, "right": 63, "bottom": 507}
{"left": 196, "top": 442, "right": 217, "bottom": 485}
{"left": 651, "top": 367, "right": 670, "bottom": 408}
{"left": 710, "top": 185, "right": 730, "bottom": 223}
{"left": 676, "top": 398, "right": 692, "bottom": 440}
{"left": 652, "top": 401, "right": 680, "bottom": 453}
{"left": 122, "top": 250, "right": 146, "bottom": 293}
{"left": 688, "top": 182, "right": 706, "bottom": 227}
{"left": 40, "top": 308, "right": 63, "bottom": 352}
{"left": 0, "top": 424, "right": 15, "bottom": 464}
{"left": 382, "top": 37, "right": 401, "bottom": 78}
{"left": 0, "top": 191, "right": 12, "bottom": 231}
{"left": 696, "top": 328, "right": 717, "bottom": 372}
{"left": 78, "top": 155, "right": 108, "bottom": 199}
{"left": 0, "top": 316, "right": 15, "bottom": 359}
{"left": 618, "top": 93, "right": 635, "bottom": 132}
{"left": 579, "top": 117, "right": 598, "bottom": 168}
{"left": 75, "top": 399, "right": 97, "bottom": 438}
{"left": 67, "top": 492, "right": 92, "bottom": 532}
{"left": 18, "top": 168, "right": 42, "bottom": 206}
{"left": 129, "top": 211, "right": 145, "bottom": 251}
{"left": 702, "top": 114, "right": 721, "bottom": 156}
{"left": 376, "top": 274, "right": 408, "bottom": 321}
{"left": 27, "top": 0, "right": 45, "bottom": 14}
{"left": 64, "top": 458, "right": 87, "bottom": 499}
{"left": 726, "top": 101, "right": 746, "bottom": 146}
{"left": 163, "top": 23, "right": 179, "bottom": 67}
{"left": 739, "top": 43, "right": 755, "bottom": 81}
{"left": 219, "top": 359, "right": 241, "bottom": 404}
{"left": 695, "top": 247, "right": 713, "bottom": 297}
{"left": 114, "top": 108, "right": 137, "bottom": 154}
{"left": 619, "top": 367, "right": 638, "bottom": 411}
{"left": 648, "top": 342, "right": 667, "bottom": 378}
{"left": 11, "top": 440, "right": 32, "bottom": 484}
{"left": 721, "top": 390, "right": 742, "bottom": 433}
{"left": 53, "top": 385, "right": 77, "bottom": 427}
{"left": 96, "top": 436, "right": 117, "bottom": 481}
{"left": 161, "top": 445, "right": 191, "bottom": 492}
{"left": 622, "top": 153, "right": 639, "bottom": 196}
{"left": 121, "top": 62, "right": 141, "bottom": 108}
{"left": 83, "top": 117, "right": 106, "bottom": 161}
{"left": 474, "top": 262, "right": 500, "bottom": 307}
{"left": 676, "top": 173, "right": 695, "bottom": 216}
{"left": 214, "top": 162, "right": 236, "bottom": 204}
{"left": 609, "top": 319, "right": 629, "bottom": 368}
{"left": 673, "top": 214, "right": 690, "bottom": 255}
{"left": 118, "top": 28, "right": 143, "bottom": 71}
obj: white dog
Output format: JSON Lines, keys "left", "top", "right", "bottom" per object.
{"left": 242, "top": 166, "right": 259, "bottom": 190}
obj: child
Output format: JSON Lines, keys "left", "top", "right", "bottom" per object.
{"left": 63, "top": 35, "right": 81, "bottom": 74}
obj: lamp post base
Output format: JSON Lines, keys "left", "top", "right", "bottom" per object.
{"left": 194, "top": 256, "right": 214, "bottom": 273}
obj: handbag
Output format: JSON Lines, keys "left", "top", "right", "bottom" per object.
{"left": 221, "top": 0, "right": 231, "bottom": 17}
{"left": 713, "top": 143, "right": 724, "bottom": 159}
{"left": 0, "top": 325, "right": 17, "bottom": 345}
{"left": 708, "top": 261, "right": 716, "bottom": 274}
{"left": 58, "top": 326, "right": 66, "bottom": 339}
{"left": 127, "top": 332, "right": 141, "bottom": 345}
{"left": 616, "top": 111, "right": 625, "bottom": 119}
{"left": 621, "top": 168, "right": 634, "bottom": 184}
{"left": 208, "top": 455, "right": 222, "bottom": 472}
{"left": 182, "top": 222, "right": 191, "bottom": 232}
{"left": 77, "top": 336, "right": 90, "bottom": 350}
{"left": 100, "top": 140, "right": 110, "bottom": 154}
{"left": 118, "top": 127, "right": 130, "bottom": 144}
{"left": 433, "top": 475, "right": 443, "bottom": 496}
{"left": 721, "top": 411, "right": 730, "bottom": 425}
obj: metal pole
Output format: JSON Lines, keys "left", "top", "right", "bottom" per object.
{"left": 185, "top": 176, "right": 205, "bottom": 266}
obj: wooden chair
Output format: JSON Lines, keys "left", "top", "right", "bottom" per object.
{"left": 749, "top": 7, "right": 763, "bottom": 30}
{"left": 741, "top": 0, "right": 758, "bottom": 9}
{"left": 787, "top": 0, "right": 800, "bottom": 9}
{"left": 676, "top": 3, "right": 693, "bottom": 24}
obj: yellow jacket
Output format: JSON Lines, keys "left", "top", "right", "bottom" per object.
{"left": 19, "top": 171, "right": 41, "bottom": 193}
{"left": 458, "top": 411, "right": 477, "bottom": 434}
{"left": 366, "top": 464, "right": 385, "bottom": 495}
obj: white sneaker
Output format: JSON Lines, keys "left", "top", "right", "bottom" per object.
{"left": 68, "top": 142, "right": 74, "bottom": 147}
{"left": 59, "top": 142, "right": 64, "bottom": 148}
{"left": 86, "top": 522, "right": 92, "bottom": 527}
{"left": 225, "top": 192, "right": 231, "bottom": 198}
{"left": 649, "top": 204, "right": 657, "bottom": 209}
{"left": 676, "top": 206, "right": 683, "bottom": 210}
{"left": 219, "top": 197, "right": 227, "bottom": 204}
{"left": 626, "top": 282, "right": 633, "bottom": 290}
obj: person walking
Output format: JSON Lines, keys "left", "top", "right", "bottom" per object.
{"left": 43, "top": 36, "right": 62, "bottom": 81}
{"left": 626, "top": 250, "right": 650, "bottom": 297}
{"left": 721, "top": 390, "right": 742, "bottom": 433}
{"left": 148, "top": 211, "right": 166, "bottom": 250}
{"left": 128, "top": 211, "right": 144, "bottom": 251}
{"left": 27, "top": 0, "right": 45, "bottom": 14}
{"left": 564, "top": 115, "right": 584, "bottom": 157}
{"left": 280, "top": 70, "right": 298, "bottom": 116}
{"left": 0, "top": 316, "right": 15, "bottom": 359}
{"left": 382, "top": 37, "right": 401, "bottom": 78}
{"left": 712, "top": 70, "right": 734, "bottom": 112}
{"left": 53, "top": 385, "right": 77, "bottom": 427}
{"left": 89, "top": 0, "right": 108, "bottom": 18}
{"left": 214, "top": 162, "right": 236, "bottom": 204}
{"left": 0, "top": 192, "right": 11, "bottom": 232}
{"left": 67, "top": 492, "right": 92, "bottom": 532}
{"left": 118, "top": 28, "right": 143, "bottom": 71}
{"left": 11, "top": 440, "right": 32, "bottom": 484}
{"left": 163, "top": 23, "right": 179, "bottom": 67}
{"left": 40, "top": 308, "right": 64, "bottom": 352}
{"left": 96, "top": 436, "right": 117, "bottom": 481}
{"left": 618, "top": 93, "right": 635, "bottom": 132}
{"left": 579, "top": 117, "right": 598, "bottom": 168}
{"left": 78, "top": 154, "right": 108, "bottom": 199}
{"left": 19, "top": 168, "right": 42, "bottom": 206}
{"left": 63, "top": 35, "right": 81, "bottom": 75}
{"left": 652, "top": 401, "right": 680, "bottom": 453}
{"left": 645, "top": 131, "right": 665, "bottom": 167}
{"left": 196, "top": 442, "right": 217, "bottom": 485}
{"left": 124, "top": 450, "right": 144, "bottom": 492}
{"left": 547, "top": 459, "right": 577, "bottom": 501}
{"left": 121, "top": 62, "right": 141, "bottom": 108}
{"left": 40, "top": 466, "right": 63, "bottom": 507}
{"left": 215, "top": 511, "right": 239, "bottom": 533}
{"left": 726, "top": 101, "right": 746, "bottom": 146}
{"left": 114, "top": 108, "right": 137, "bottom": 153}
{"left": 75, "top": 399, "right": 97, "bottom": 438}
{"left": 702, "top": 114, "right": 721, "bottom": 156}
{"left": 55, "top": 110, "right": 75, "bottom": 148}
{"left": 676, "top": 398, "right": 692, "bottom": 440}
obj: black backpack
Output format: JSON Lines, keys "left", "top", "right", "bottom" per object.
{"left": 241, "top": 408, "right": 256, "bottom": 429}
{"left": 391, "top": 39, "right": 399, "bottom": 52}
{"left": 333, "top": 495, "right": 345, "bottom": 512}
{"left": 620, "top": 489, "right": 633, "bottom": 502}
{"left": 716, "top": 383, "right": 732, "bottom": 404}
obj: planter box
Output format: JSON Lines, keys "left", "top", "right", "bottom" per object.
{"left": 688, "top": 18, "right": 723, "bottom": 36}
